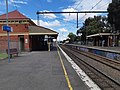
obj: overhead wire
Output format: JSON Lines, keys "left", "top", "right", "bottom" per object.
{"left": 69, "top": 0, "right": 102, "bottom": 28}
{"left": 40, "top": 13, "right": 83, "bottom": 30}
{"left": 78, "top": 0, "right": 103, "bottom": 22}
{"left": 74, "top": 0, "right": 84, "bottom": 10}
{"left": 39, "top": 0, "right": 105, "bottom": 29}
{"left": 90, "top": 0, "right": 102, "bottom": 10}
{"left": 96, "top": 2, "right": 110, "bottom": 10}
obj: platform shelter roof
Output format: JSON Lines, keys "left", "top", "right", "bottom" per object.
{"left": 28, "top": 26, "right": 58, "bottom": 38}
{"left": 87, "top": 33, "right": 119, "bottom": 38}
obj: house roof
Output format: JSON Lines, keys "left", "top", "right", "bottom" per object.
{"left": 0, "top": 10, "right": 29, "bottom": 20}
{"left": 28, "top": 26, "right": 58, "bottom": 36}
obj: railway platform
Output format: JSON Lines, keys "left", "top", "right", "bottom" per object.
{"left": 67, "top": 44, "right": 120, "bottom": 61}
{"left": 87, "top": 46, "right": 120, "bottom": 53}
{"left": 0, "top": 45, "right": 91, "bottom": 90}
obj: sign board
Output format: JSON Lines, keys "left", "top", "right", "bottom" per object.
{"left": 2, "top": 25, "right": 13, "bottom": 32}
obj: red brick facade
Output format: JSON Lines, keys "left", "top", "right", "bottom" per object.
{"left": 0, "top": 10, "right": 35, "bottom": 52}
{"left": 24, "top": 35, "right": 30, "bottom": 51}
{"left": 0, "top": 10, "right": 58, "bottom": 52}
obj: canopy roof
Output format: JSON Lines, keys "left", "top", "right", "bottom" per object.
{"left": 87, "top": 33, "right": 119, "bottom": 38}
{"left": 28, "top": 26, "right": 58, "bottom": 38}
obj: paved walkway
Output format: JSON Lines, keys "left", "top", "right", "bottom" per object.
{"left": 0, "top": 46, "right": 89, "bottom": 90}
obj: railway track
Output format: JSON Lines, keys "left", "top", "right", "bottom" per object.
{"left": 60, "top": 45, "right": 120, "bottom": 90}
{"left": 70, "top": 45, "right": 120, "bottom": 70}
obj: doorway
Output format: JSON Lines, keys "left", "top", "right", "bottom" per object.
{"left": 19, "top": 35, "right": 24, "bottom": 52}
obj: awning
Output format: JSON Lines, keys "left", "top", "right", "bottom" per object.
{"left": 28, "top": 26, "right": 58, "bottom": 39}
{"left": 87, "top": 33, "right": 119, "bottom": 38}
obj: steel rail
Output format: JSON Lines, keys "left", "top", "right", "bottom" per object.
{"left": 61, "top": 45, "right": 120, "bottom": 88}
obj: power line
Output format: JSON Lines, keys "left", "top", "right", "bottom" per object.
{"left": 79, "top": 0, "right": 103, "bottom": 22}
{"left": 37, "top": 10, "right": 107, "bottom": 28}
{"left": 41, "top": 14, "right": 79, "bottom": 25}
{"left": 74, "top": 0, "right": 84, "bottom": 10}
{"left": 37, "top": 0, "right": 107, "bottom": 28}
{"left": 97, "top": 2, "right": 109, "bottom": 10}
{"left": 90, "top": 0, "right": 102, "bottom": 10}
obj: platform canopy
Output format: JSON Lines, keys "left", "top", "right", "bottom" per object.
{"left": 87, "top": 33, "right": 119, "bottom": 38}
{"left": 28, "top": 26, "right": 58, "bottom": 39}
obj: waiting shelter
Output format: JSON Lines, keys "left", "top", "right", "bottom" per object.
{"left": 87, "top": 33, "right": 119, "bottom": 46}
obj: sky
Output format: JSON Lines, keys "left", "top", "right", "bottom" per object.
{"left": 0, "top": 0, "right": 112, "bottom": 41}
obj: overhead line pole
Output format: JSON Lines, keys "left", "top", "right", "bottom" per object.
{"left": 36, "top": 11, "right": 107, "bottom": 14}
{"left": 36, "top": 11, "right": 108, "bottom": 28}
{"left": 37, "top": 13, "right": 40, "bottom": 26}
{"left": 77, "top": 13, "right": 78, "bottom": 28}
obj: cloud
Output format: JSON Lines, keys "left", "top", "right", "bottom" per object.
{"left": 72, "top": 0, "right": 112, "bottom": 11}
{"left": 61, "top": 8, "right": 90, "bottom": 22}
{"left": 32, "top": 19, "right": 61, "bottom": 27}
{"left": 43, "top": 14, "right": 56, "bottom": 19}
{"left": 61, "top": 0, "right": 112, "bottom": 21}
{"left": 41, "top": 10, "right": 57, "bottom": 19}
{"left": 62, "top": 8, "right": 78, "bottom": 21}
{"left": 76, "top": 0, "right": 111, "bottom": 11}
{"left": 58, "top": 32, "right": 69, "bottom": 41}
{"left": 59, "top": 28, "right": 68, "bottom": 32}
{"left": 10, "top": 0, "right": 27, "bottom": 4}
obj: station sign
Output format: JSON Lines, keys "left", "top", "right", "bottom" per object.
{"left": 2, "top": 25, "right": 13, "bottom": 32}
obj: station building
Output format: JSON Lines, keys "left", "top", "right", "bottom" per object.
{"left": 0, "top": 10, "right": 58, "bottom": 52}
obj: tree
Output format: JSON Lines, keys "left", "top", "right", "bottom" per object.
{"left": 108, "top": 1, "right": 120, "bottom": 31}
{"left": 77, "top": 16, "right": 112, "bottom": 44}
{"left": 68, "top": 32, "right": 76, "bottom": 43}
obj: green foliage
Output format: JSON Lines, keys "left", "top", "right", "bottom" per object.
{"left": 76, "top": 16, "right": 112, "bottom": 43}
{"left": 108, "top": 2, "right": 120, "bottom": 30}
{"left": 68, "top": 32, "right": 76, "bottom": 43}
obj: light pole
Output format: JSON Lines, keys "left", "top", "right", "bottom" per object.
{"left": 6, "top": 0, "right": 11, "bottom": 63}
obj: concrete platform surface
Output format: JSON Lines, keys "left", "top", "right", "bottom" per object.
{"left": 0, "top": 46, "right": 89, "bottom": 90}
{"left": 70, "top": 44, "right": 120, "bottom": 53}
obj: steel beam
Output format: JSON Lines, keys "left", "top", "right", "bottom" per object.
{"left": 36, "top": 11, "right": 108, "bottom": 14}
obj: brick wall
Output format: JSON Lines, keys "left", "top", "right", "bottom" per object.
{"left": 0, "top": 24, "right": 29, "bottom": 33}
{"left": 0, "top": 24, "right": 30, "bottom": 52}
{"left": 0, "top": 36, "right": 19, "bottom": 53}
{"left": 24, "top": 35, "right": 30, "bottom": 51}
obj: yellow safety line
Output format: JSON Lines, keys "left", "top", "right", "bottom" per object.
{"left": 57, "top": 47, "right": 73, "bottom": 90}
